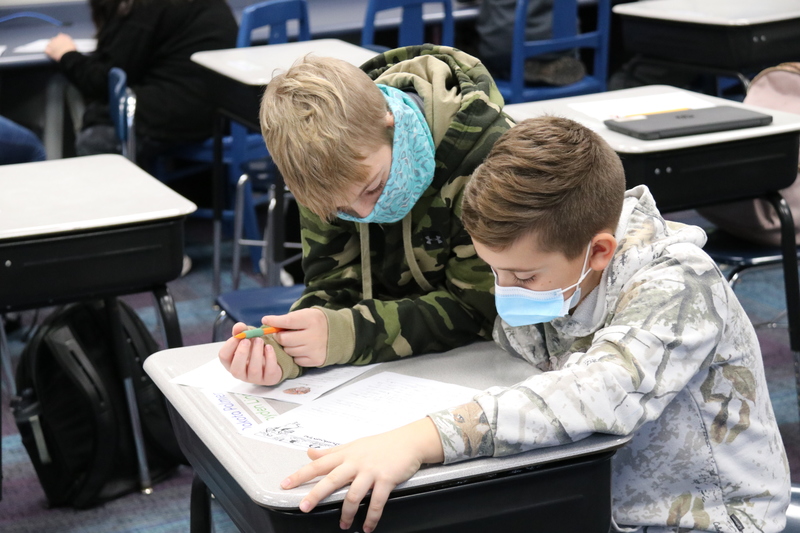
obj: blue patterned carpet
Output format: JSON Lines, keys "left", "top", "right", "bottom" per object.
{"left": 1, "top": 213, "right": 798, "bottom": 532}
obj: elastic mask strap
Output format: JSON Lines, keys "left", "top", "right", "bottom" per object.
{"left": 562, "top": 242, "right": 594, "bottom": 294}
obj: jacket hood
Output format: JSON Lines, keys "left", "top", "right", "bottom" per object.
{"left": 558, "top": 185, "right": 708, "bottom": 339}
{"left": 362, "top": 45, "right": 507, "bottom": 192}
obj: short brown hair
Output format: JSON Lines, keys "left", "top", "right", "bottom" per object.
{"left": 462, "top": 116, "right": 625, "bottom": 259}
{"left": 260, "top": 56, "right": 392, "bottom": 219}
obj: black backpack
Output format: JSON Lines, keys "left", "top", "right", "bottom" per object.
{"left": 11, "top": 300, "right": 186, "bottom": 509}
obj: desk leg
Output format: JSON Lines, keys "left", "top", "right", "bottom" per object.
{"left": 152, "top": 285, "right": 183, "bottom": 348}
{"left": 191, "top": 473, "right": 213, "bottom": 533}
{"left": 0, "top": 316, "right": 15, "bottom": 398}
{"left": 212, "top": 112, "right": 226, "bottom": 299}
{"left": 765, "top": 193, "right": 800, "bottom": 413}
{"left": 44, "top": 74, "right": 66, "bottom": 160}
{"left": 106, "top": 297, "right": 153, "bottom": 494}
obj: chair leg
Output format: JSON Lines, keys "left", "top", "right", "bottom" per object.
{"left": 764, "top": 192, "right": 800, "bottom": 420}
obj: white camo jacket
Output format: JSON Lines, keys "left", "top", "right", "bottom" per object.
{"left": 428, "top": 186, "right": 790, "bottom": 532}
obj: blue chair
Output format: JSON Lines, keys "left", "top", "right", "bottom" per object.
{"left": 361, "top": 0, "right": 454, "bottom": 51}
{"left": 495, "top": 0, "right": 610, "bottom": 104}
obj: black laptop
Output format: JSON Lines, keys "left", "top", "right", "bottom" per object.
{"left": 603, "top": 105, "right": 773, "bottom": 140}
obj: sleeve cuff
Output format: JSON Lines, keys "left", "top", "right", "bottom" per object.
{"left": 316, "top": 306, "right": 356, "bottom": 367}
{"left": 428, "top": 401, "right": 494, "bottom": 464}
{"left": 265, "top": 336, "right": 302, "bottom": 382}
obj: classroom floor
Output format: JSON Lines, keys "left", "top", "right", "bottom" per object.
{"left": 1, "top": 211, "right": 799, "bottom": 532}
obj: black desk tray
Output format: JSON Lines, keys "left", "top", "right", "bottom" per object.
{"left": 0, "top": 217, "right": 185, "bottom": 312}
{"left": 171, "top": 403, "right": 615, "bottom": 533}
{"left": 200, "top": 66, "right": 263, "bottom": 131}
{"left": 620, "top": 131, "right": 800, "bottom": 213}
{"left": 618, "top": 15, "right": 800, "bottom": 71}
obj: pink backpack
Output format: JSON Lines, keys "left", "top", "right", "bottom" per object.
{"left": 698, "top": 63, "right": 800, "bottom": 247}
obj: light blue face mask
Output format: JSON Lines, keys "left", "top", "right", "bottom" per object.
{"left": 494, "top": 243, "right": 593, "bottom": 327}
{"left": 337, "top": 85, "right": 435, "bottom": 224}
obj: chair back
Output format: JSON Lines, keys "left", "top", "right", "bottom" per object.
{"left": 499, "top": 0, "right": 610, "bottom": 103}
{"left": 237, "top": 0, "right": 311, "bottom": 47}
{"left": 361, "top": 0, "right": 454, "bottom": 48}
{"left": 107, "top": 67, "right": 137, "bottom": 162}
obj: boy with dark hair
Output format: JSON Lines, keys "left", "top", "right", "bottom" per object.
{"left": 280, "top": 116, "right": 790, "bottom": 533}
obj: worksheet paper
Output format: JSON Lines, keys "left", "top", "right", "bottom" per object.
{"left": 14, "top": 38, "right": 97, "bottom": 54}
{"left": 243, "top": 372, "right": 480, "bottom": 450}
{"left": 171, "top": 357, "right": 378, "bottom": 405}
{"left": 568, "top": 91, "right": 715, "bottom": 122}
{"left": 200, "top": 389, "right": 279, "bottom": 433}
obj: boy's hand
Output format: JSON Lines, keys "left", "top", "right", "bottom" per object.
{"left": 218, "top": 322, "right": 283, "bottom": 385}
{"left": 264, "top": 309, "right": 328, "bottom": 367}
{"left": 281, "top": 418, "right": 444, "bottom": 532}
{"left": 45, "top": 33, "right": 77, "bottom": 61}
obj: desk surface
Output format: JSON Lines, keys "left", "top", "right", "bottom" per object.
{"left": 504, "top": 85, "right": 800, "bottom": 154}
{"left": 191, "top": 39, "right": 378, "bottom": 86}
{"left": 612, "top": 0, "right": 800, "bottom": 26}
{"left": 0, "top": 154, "right": 196, "bottom": 240}
{"left": 0, "top": 2, "right": 95, "bottom": 67}
{"left": 145, "top": 341, "right": 629, "bottom": 510}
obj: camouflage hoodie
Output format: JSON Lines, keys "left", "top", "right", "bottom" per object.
{"left": 272, "top": 46, "right": 513, "bottom": 381}
{"left": 429, "top": 186, "right": 790, "bottom": 532}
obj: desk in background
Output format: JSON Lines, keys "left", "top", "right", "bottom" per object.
{"left": 613, "top": 0, "right": 800, "bottom": 88}
{"left": 145, "top": 341, "right": 629, "bottom": 532}
{"left": 0, "top": 154, "right": 197, "bottom": 497}
{"left": 191, "top": 39, "right": 378, "bottom": 295}
{"left": 0, "top": 1, "right": 96, "bottom": 159}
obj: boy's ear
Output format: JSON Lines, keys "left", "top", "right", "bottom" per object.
{"left": 385, "top": 111, "right": 394, "bottom": 128}
{"left": 588, "top": 232, "right": 617, "bottom": 272}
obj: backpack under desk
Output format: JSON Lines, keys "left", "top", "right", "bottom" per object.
{"left": 0, "top": 154, "right": 197, "bottom": 498}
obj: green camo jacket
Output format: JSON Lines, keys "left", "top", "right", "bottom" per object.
{"left": 281, "top": 45, "right": 512, "bottom": 378}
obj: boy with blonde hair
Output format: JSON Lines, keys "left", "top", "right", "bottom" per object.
{"left": 280, "top": 117, "right": 790, "bottom": 533}
{"left": 219, "top": 46, "right": 513, "bottom": 384}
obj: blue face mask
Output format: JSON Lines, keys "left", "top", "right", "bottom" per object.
{"left": 494, "top": 243, "right": 593, "bottom": 327}
{"left": 337, "top": 85, "right": 435, "bottom": 224}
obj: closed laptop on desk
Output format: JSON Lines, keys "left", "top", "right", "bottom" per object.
{"left": 604, "top": 106, "right": 773, "bottom": 140}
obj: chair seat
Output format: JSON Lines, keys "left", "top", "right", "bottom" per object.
{"left": 216, "top": 284, "right": 306, "bottom": 326}
{"left": 170, "top": 133, "right": 269, "bottom": 165}
{"left": 496, "top": 75, "right": 606, "bottom": 105}
{"left": 703, "top": 229, "right": 797, "bottom": 268}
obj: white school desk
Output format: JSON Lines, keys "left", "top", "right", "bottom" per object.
{"left": 612, "top": 0, "right": 800, "bottom": 85}
{"left": 0, "top": 2, "right": 96, "bottom": 159}
{"left": 144, "top": 340, "right": 630, "bottom": 532}
{"left": 191, "top": 39, "right": 378, "bottom": 296}
{"left": 504, "top": 83, "right": 800, "bottom": 411}
{"left": 0, "top": 154, "right": 197, "bottom": 498}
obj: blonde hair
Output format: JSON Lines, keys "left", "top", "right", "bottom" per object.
{"left": 462, "top": 116, "right": 625, "bottom": 259}
{"left": 260, "top": 56, "right": 392, "bottom": 219}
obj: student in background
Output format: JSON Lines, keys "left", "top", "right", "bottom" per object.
{"left": 279, "top": 117, "right": 790, "bottom": 533}
{"left": 218, "top": 46, "right": 513, "bottom": 386}
{"left": 0, "top": 115, "right": 46, "bottom": 165}
{"left": 44, "top": 0, "right": 237, "bottom": 172}
{"left": 476, "top": 0, "right": 586, "bottom": 86}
